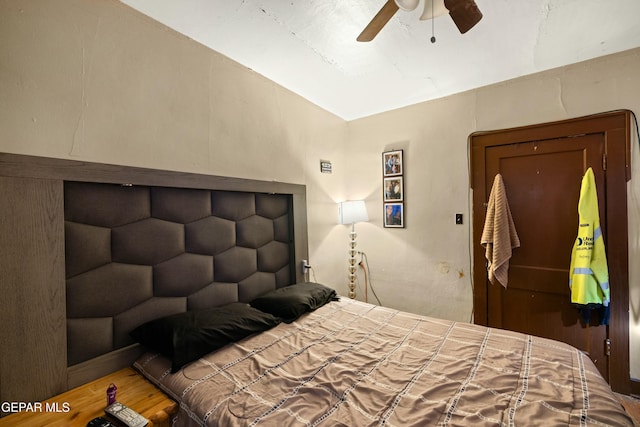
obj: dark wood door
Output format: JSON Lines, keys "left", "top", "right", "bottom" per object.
{"left": 470, "top": 111, "right": 631, "bottom": 394}
{"left": 484, "top": 134, "right": 608, "bottom": 378}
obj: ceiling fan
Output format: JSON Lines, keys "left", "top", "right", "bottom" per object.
{"left": 357, "top": 0, "right": 482, "bottom": 42}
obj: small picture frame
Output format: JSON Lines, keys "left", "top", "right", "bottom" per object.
{"left": 384, "top": 203, "right": 404, "bottom": 228}
{"left": 383, "top": 150, "right": 403, "bottom": 176}
{"left": 383, "top": 176, "right": 403, "bottom": 202}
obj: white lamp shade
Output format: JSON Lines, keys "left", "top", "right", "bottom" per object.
{"left": 419, "top": 0, "right": 449, "bottom": 20}
{"left": 338, "top": 200, "right": 369, "bottom": 225}
{"left": 394, "top": 0, "right": 420, "bottom": 11}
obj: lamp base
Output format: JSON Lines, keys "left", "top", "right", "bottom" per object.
{"left": 348, "top": 223, "right": 357, "bottom": 299}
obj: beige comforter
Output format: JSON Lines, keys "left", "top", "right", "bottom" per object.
{"left": 134, "top": 299, "right": 632, "bottom": 426}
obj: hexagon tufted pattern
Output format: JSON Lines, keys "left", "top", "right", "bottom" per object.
{"left": 64, "top": 181, "right": 295, "bottom": 366}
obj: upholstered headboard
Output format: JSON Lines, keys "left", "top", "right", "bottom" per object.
{"left": 65, "top": 181, "right": 295, "bottom": 367}
{"left": 0, "top": 152, "right": 307, "bottom": 401}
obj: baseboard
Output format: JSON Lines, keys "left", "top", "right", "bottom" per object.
{"left": 67, "top": 344, "right": 144, "bottom": 390}
{"left": 631, "top": 377, "right": 640, "bottom": 398}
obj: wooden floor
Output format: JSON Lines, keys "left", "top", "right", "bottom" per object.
{"left": 617, "top": 393, "right": 640, "bottom": 426}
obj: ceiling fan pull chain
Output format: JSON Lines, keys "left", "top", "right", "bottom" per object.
{"left": 430, "top": 0, "right": 436, "bottom": 43}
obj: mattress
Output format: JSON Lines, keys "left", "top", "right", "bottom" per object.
{"left": 133, "top": 298, "right": 633, "bottom": 426}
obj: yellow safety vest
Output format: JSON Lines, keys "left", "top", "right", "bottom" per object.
{"left": 568, "top": 168, "right": 610, "bottom": 307}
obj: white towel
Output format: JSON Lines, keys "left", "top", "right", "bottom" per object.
{"left": 481, "top": 174, "right": 520, "bottom": 288}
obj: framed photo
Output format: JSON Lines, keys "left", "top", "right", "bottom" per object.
{"left": 384, "top": 203, "right": 404, "bottom": 228}
{"left": 383, "top": 150, "right": 403, "bottom": 176}
{"left": 383, "top": 176, "right": 403, "bottom": 202}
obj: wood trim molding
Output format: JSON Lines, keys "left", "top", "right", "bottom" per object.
{"left": 631, "top": 378, "right": 640, "bottom": 398}
{"left": 469, "top": 110, "right": 632, "bottom": 184}
{"left": 67, "top": 345, "right": 144, "bottom": 390}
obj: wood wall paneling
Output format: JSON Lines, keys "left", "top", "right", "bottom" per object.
{"left": 0, "top": 176, "right": 67, "bottom": 408}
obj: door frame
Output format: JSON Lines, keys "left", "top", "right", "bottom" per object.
{"left": 470, "top": 110, "right": 632, "bottom": 393}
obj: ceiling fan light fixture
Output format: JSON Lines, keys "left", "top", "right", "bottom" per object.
{"left": 443, "top": 0, "right": 482, "bottom": 33}
{"left": 394, "top": 0, "right": 420, "bottom": 12}
{"left": 419, "top": 0, "right": 449, "bottom": 20}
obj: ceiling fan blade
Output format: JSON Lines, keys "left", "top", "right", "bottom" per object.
{"left": 357, "top": 0, "right": 400, "bottom": 42}
{"left": 443, "top": 0, "right": 482, "bottom": 34}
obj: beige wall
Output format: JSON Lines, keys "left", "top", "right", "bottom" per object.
{"left": 341, "top": 49, "right": 640, "bottom": 379}
{"left": 1, "top": 1, "right": 639, "bottom": 378}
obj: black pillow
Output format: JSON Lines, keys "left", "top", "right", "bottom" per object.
{"left": 130, "top": 303, "right": 281, "bottom": 372}
{"left": 250, "top": 282, "right": 338, "bottom": 322}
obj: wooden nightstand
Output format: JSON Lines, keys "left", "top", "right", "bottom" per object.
{"left": 0, "top": 367, "right": 177, "bottom": 427}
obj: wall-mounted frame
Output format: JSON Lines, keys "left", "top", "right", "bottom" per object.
{"left": 382, "top": 149, "right": 405, "bottom": 228}
{"left": 383, "top": 149, "right": 403, "bottom": 176}
{"left": 383, "top": 176, "right": 403, "bottom": 202}
{"left": 384, "top": 202, "right": 404, "bottom": 228}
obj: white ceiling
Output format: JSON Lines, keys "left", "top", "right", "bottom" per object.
{"left": 120, "top": 0, "right": 640, "bottom": 121}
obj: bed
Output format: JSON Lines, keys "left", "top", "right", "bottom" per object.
{"left": 131, "top": 287, "right": 634, "bottom": 426}
{"left": 52, "top": 159, "right": 632, "bottom": 426}
{"left": 0, "top": 153, "right": 630, "bottom": 425}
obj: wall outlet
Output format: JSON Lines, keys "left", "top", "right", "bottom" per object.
{"left": 455, "top": 213, "right": 463, "bottom": 224}
{"left": 301, "top": 259, "right": 311, "bottom": 275}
